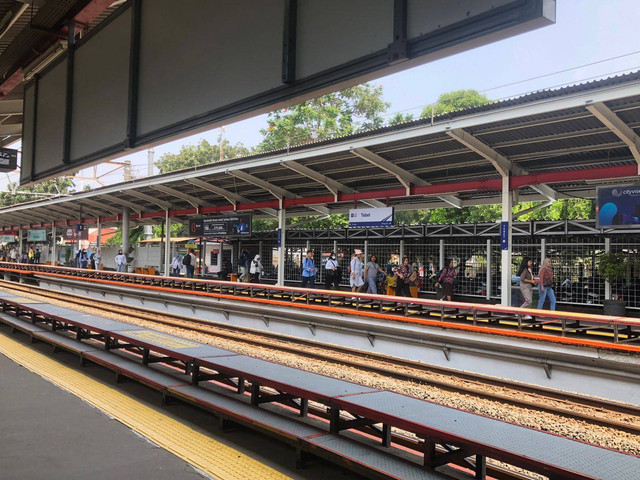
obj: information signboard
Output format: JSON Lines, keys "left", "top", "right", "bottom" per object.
{"left": 0, "top": 235, "right": 16, "bottom": 243}
{"left": 62, "top": 227, "right": 88, "bottom": 241}
{"left": 191, "top": 214, "right": 252, "bottom": 237}
{"left": 500, "top": 221, "right": 509, "bottom": 250}
{"left": 28, "top": 229, "right": 47, "bottom": 242}
{"left": 0, "top": 148, "right": 17, "bottom": 172}
{"left": 349, "top": 207, "right": 394, "bottom": 228}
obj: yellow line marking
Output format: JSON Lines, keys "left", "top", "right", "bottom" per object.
{"left": 0, "top": 331, "right": 292, "bottom": 480}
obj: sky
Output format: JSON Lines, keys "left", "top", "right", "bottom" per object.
{"left": 8, "top": 0, "right": 640, "bottom": 189}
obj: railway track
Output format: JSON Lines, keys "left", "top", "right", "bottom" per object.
{"left": 4, "top": 279, "right": 640, "bottom": 440}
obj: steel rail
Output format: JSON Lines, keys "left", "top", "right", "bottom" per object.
{"left": 3, "top": 278, "right": 640, "bottom": 440}
{"left": 2, "top": 262, "right": 640, "bottom": 352}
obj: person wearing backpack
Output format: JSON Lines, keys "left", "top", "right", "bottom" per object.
{"left": 183, "top": 248, "right": 196, "bottom": 278}
{"left": 238, "top": 248, "right": 250, "bottom": 282}
{"left": 249, "top": 254, "right": 263, "bottom": 283}
{"left": 171, "top": 253, "right": 181, "bottom": 276}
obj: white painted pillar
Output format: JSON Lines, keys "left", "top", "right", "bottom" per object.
{"left": 277, "top": 207, "right": 286, "bottom": 286}
{"left": 364, "top": 240, "right": 368, "bottom": 263}
{"left": 604, "top": 237, "right": 611, "bottom": 300}
{"left": 96, "top": 219, "right": 102, "bottom": 269}
{"left": 51, "top": 225, "right": 57, "bottom": 266}
{"left": 164, "top": 211, "right": 171, "bottom": 276}
{"left": 399, "top": 239, "right": 405, "bottom": 262}
{"left": 122, "top": 208, "right": 130, "bottom": 269}
{"left": 501, "top": 175, "right": 513, "bottom": 306}
{"left": 486, "top": 239, "right": 492, "bottom": 300}
{"left": 439, "top": 239, "right": 444, "bottom": 270}
{"left": 540, "top": 237, "right": 546, "bottom": 269}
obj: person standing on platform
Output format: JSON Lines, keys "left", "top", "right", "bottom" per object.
{"left": 364, "top": 254, "right": 384, "bottom": 294}
{"left": 250, "top": 254, "right": 263, "bottom": 283}
{"left": 35, "top": 247, "right": 41, "bottom": 264}
{"left": 78, "top": 249, "right": 89, "bottom": 269}
{"left": 184, "top": 248, "right": 197, "bottom": 278}
{"left": 28, "top": 247, "right": 34, "bottom": 264}
{"left": 115, "top": 249, "right": 127, "bottom": 272}
{"left": 325, "top": 252, "right": 340, "bottom": 290}
{"left": 538, "top": 257, "right": 556, "bottom": 310}
{"left": 435, "top": 259, "right": 457, "bottom": 301}
{"left": 350, "top": 249, "right": 365, "bottom": 294}
{"left": 171, "top": 253, "right": 181, "bottom": 276}
{"left": 9, "top": 247, "right": 17, "bottom": 263}
{"left": 394, "top": 256, "right": 413, "bottom": 297}
{"left": 238, "top": 248, "right": 250, "bottom": 282}
{"left": 518, "top": 257, "right": 536, "bottom": 315}
{"left": 301, "top": 250, "right": 317, "bottom": 288}
{"left": 219, "top": 259, "right": 232, "bottom": 281}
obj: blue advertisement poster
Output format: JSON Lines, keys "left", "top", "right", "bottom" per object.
{"left": 596, "top": 185, "right": 640, "bottom": 228}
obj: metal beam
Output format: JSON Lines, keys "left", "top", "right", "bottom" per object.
{"left": 447, "top": 128, "right": 558, "bottom": 202}
{"left": 350, "top": 147, "right": 462, "bottom": 208}
{"left": 103, "top": 196, "right": 144, "bottom": 214}
{"left": 183, "top": 178, "right": 277, "bottom": 216}
{"left": 155, "top": 184, "right": 212, "bottom": 208}
{"left": 48, "top": 205, "right": 81, "bottom": 219}
{"left": 125, "top": 190, "right": 172, "bottom": 210}
{"left": 80, "top": 198, "right": 120, "bottom": 216}
{"left": 227, "top": 170, "right": 293, "bottom": 199}
{"left": 513, "top": 201, "right": 553, "bottom": 219}
{"left": 586, "top": 101, "right": 640, "bottom": 173}
{"left": 0, "top": 124, "right": 21, "bottom": 136}
{"left": 282, "top": 160, "right": 385, "bottom": 207}
{"left": 0, "top": 100, "right": 22, "bottom": 115}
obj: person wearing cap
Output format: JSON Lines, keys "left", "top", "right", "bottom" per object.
{"left": 249, "top": 254, "right": 263, "bottom": 283}
{"left": 350, "top": 249, "right": 365, "bottom": 293}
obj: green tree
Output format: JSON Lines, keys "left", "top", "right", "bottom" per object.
{"left": 388, "top": 112, "right": 415, "bottom": 126}
{"left": 0, "top": 177, "right": 73, "bottom": 207}
{"left": 421, "top": 89, "right": 491, "bottom": 118}
{"left": 257, "top": 84, "right": 389, "bottom": 151}
{"left": 155, "top": 139, "right": 250, "bottom": 174}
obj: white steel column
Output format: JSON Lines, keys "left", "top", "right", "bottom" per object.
{"left": 604, "top": 237, "right": 611, "bottom": 300}
{"left": 277, "top": 207, "right": 286, "bottom": 286}
{"left": 540, "top": 238, "right": 546, "bottom": 266}
{"left": 399, "top": 239, "right": 404, "bottom": 261}
{"left": 164, "top": 211, "right": 171, "bottom": 276}
{"left": 501, "top": 175, "right": 513, "bottom": 306}
{"left": 96, "top": 219, "right": 102, "bottom": 269}
{"left": 486, "top": 239, "right": 492, "bottom": 300}
{"left": 51, "top": 225, "right": 57, "bottom": 266}
{"left": 439, "top": 239, "right": 444, "bottom": 270}
{"left": 364, "top": 240, "right": 368, "bottom": 262}
{"left": 122, "top": 208, "right": 130, "bottom": 267}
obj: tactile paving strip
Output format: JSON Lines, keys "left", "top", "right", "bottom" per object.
{"left": 0, "top": 331, "right": 292, "bottom": 480}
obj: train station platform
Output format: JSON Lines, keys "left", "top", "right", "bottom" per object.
{"left": 0, "top": 325, "right": 364, "bottom": 480}
{"left": 0, "top": 288, "right": 639, "bottom": 480}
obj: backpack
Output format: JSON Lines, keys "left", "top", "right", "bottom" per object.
{"left": 182, "top": 254, "right": 191, "bottom": 266}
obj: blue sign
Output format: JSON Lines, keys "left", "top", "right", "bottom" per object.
{"left": 277, "top": 228, "right": 281, "bottom": 248}
{"left": 500, "top": 221, "right": 509, "bottom": 250}
{"left": 76, "top": 224, "right": 86, "bottom": 232}
{"left": 596, "top": 185, "right": 640, "bottom": 228}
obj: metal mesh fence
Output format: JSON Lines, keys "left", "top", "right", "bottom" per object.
{"left": 546, "top": 242, "right": 605, "bottom": 305}
{"left": 610, "top": 240, "right": 640, "bottom": 308}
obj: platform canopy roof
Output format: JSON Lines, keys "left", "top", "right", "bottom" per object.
{"left": 1, "top": 71, "right": 640, "bottom": 231}
{"left": 0, "top": 0, "right": 119, "bottom": 147}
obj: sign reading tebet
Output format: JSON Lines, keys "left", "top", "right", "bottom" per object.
{"left": 349, "top": 207, "right": 394, "bottom": 228}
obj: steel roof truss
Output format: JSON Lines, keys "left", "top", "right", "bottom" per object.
{"left": 80, "top": 198, "right": 119, "bottom": 217}
{"left": 350, "top": 147, "right": 462, "bottom": 208}
{"left": 103, "top": 196, "right": 143, "bottom": 215}
{"left": 154, "top": 184, "right": 211, "bottom": 208}
{"left": 183, "top": 178, "right": 277, "bottom": 217}
{"left": 586, "top": 101, "right": 640, "bottom": 173}
{"left": 227, "top": 170, "right": 292, "bottom": 199}
{"left": 124, "top": 190, "right": 172, "bottom": 210}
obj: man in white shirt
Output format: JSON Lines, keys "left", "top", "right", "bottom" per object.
{"left": 325, "top": 252, "right": 339, "bottom": 290}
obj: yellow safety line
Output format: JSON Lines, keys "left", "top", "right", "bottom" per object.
{"left": 0, "top": 331, "right": 292, "bottom": 480}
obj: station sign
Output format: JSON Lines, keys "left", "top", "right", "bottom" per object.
{"left": 500, "top": 221, "right": 509, "bottom": 250}
{"left": 349, "top": 207, "right": 394, "bottom": 228}
{"left": 27, "top": 229, "right": 47, "bottom": 242}
{"left": 62, "top": 227, "right": 88, "bottom": 241}
{"left": 190, "top": 213, "right": 252, "bottom": 237}
{"left": 0, "top": 148, "right": 17, "bottom": 172}
{"left": 0, "top": 235, "right": 16, "bottom": 243}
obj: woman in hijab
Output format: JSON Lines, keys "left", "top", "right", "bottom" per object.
{"left": 249, "top": 254, "right": 263, "bottom": 283}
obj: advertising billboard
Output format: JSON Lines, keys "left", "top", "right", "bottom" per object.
{"left": 596, "top": 185, "right": 640, "bottom": 228}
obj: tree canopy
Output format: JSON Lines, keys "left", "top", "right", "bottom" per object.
{"left": 0, "top": 177, "right": 73, "bottom": 208}
{"left": 421, "top": 89, "right": 491, "bottom": 118}
{"left": 155, "top": 138, "right": 249, "bottom": 174}
{"left": 257, "top": 84, "right": 389, "bottom": 152}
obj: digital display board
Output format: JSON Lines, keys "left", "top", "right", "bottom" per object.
{"left": 596, "top": 185, "right": 640, "bottom": 228}
{"left": 190, "top": 213, "right": 252, "bottom": 236}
